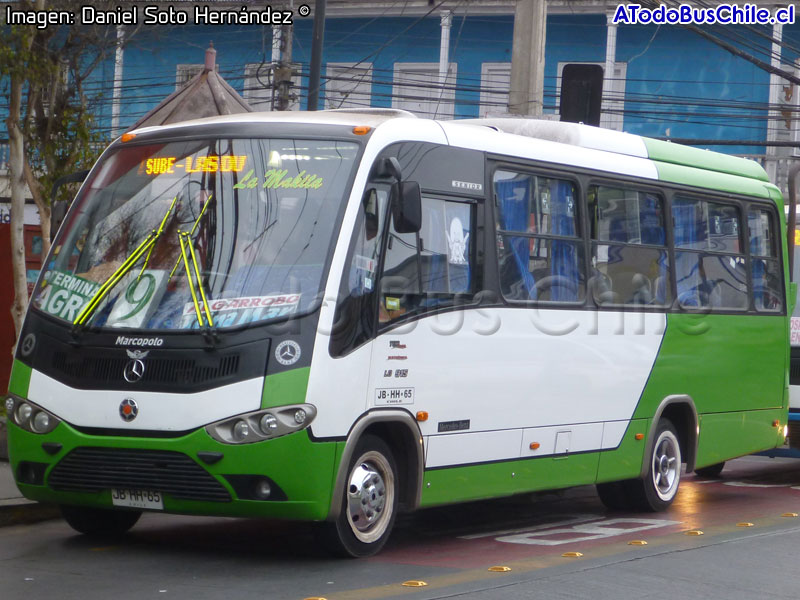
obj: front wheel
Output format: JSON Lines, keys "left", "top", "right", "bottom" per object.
{"left": 628, "top": 419, "right": 682, "bottom": 512}
{"left": 61, "top": 505, "right": 141, "bottom": 537}
{"left": 319, "top": 435, "right": 398, "bottom": 558}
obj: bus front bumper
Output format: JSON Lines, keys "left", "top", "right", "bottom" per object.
{"left": 7, "top": 420, "right": 339, "bottom": 522}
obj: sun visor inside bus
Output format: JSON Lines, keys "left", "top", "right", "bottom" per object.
{"left": 376, "top": 143, "right": 485, "bottom": 198}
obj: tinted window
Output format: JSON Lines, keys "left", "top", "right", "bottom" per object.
{"left": 494, "top": 170, "right": 584, "bottom": 303}
{"left": 748, "top": 207, "right": 782, "bottom": 312}
{"left": 380, "top": 196, "right": 474, "bottom": 323}
{"left": 673, "top": 197, "right": 746, "bottom": 310}
{"left": 589, "top": 186, "right": 670, "bottom": 306}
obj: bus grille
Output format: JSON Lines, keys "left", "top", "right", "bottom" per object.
{"left": 48, "top": 447, "right": 231, "bottom": 502}
{"left": 51, "top": 352, "right": 240, "bottom": 387}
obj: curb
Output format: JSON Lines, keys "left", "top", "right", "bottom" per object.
{"left": 0, "top": 499, "right": 60, "bottom": 527}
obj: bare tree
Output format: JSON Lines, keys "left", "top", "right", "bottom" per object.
{"left": 1, "top": 1, "right": 140, "bottom": 346}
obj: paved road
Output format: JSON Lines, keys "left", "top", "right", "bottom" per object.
{"left": 4, "top": 455, "right": 800, "bottom": 600}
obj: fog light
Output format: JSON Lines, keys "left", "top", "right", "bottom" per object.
{"left": 294, "top": 409, "right": 307, "bottom": 425}
{"left": 254, "top": 479, "right": 272, "bottom": 500}
{"left": 16, "top": 403, "right": 32, "bottom": 424}
{"left": 785, "top": 424, "right": 789, "bottom": 439}
{"left": 232, "top": 420, "right": 250, "bottom": 441}
{"left": 5, "top": 397, "right": 15, "bottom": 414}
{"left": 259, "top": 413, "right": 277, "bottom": 433}
{"left": 31, "top": 411, "right": 51, "bottom": 433}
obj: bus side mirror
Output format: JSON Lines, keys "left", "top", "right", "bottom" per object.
{"left": 392, "top": 181, "right": 421, "bottom": 234}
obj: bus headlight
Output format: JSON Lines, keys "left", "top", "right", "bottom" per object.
{"left": 206, "top": 404, "right": 316, "bottom": 445}
{"left": 31, "top": 411, "right": 51, "bottom": 433}
{"left": 17, "top": 403, "right": 33, "bottom": 424}
{"left": 259, "top": 413, "right": 278, "bottom": 434}
{"left": 5, "top": 396, "right": 60, "bottom": 434}
{"left": 232, "top": 420, "right": 250, "bottom": 441}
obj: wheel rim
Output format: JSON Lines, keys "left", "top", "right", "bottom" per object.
{"left": 651, "top": 430, "right": 680, "bottom": 501}
{"left": 345, "top": 450, "right": 395, "bottom": 544}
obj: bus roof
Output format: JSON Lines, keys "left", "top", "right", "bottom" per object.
{"left": 127, "top": 111, "right": 770, "bottom": 184}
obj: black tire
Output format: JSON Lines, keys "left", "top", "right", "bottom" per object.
{"left": 596, "top": 480, "right": 635, "bottom": 511}
{"left": 61, "top": 505, "right": 141, "bottom": 537}
{"left": 627, "top": 419, "right": 682, "bottom": 512}
{"left": 318, "top": 435, "right": 399, "bottom": 558}
{"left": 695, "top": 462, "right": 725, "bottom": 478}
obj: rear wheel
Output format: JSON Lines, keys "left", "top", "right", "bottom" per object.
{"left": 319, "top": 435, "right": 398, "bottom": 558}
{"left": 628, "top": 419, "right": 682, "bottom": 511}
{"left": 61, "top": 505, "right": 141, "bottom": 537}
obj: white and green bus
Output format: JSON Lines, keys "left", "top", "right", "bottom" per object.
{"left": 5, "top": 111, "right": 791, "bottom": 556}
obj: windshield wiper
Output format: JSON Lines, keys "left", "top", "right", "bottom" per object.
{"left": 169, "top": 194, "right": 212, "bottom": 280}
{"left": 73, "top": 198, "right": 178, "bottom": 329}
{"left": 178, "top": 229, "right": 214, "bottom": 329}
{"left": 138, "top": 195, "right": 177, "bottom": 280}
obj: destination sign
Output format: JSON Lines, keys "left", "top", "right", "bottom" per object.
{"left": 142, "top": 155, "right": 248, "bottom": 176}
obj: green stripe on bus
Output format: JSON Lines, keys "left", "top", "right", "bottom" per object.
{"left": 261, "top": 367, "right": 310, "bottom": 409}
{"left": 652, "top": 161, "right": 772, "bottom": 198}
{"left": 8, "top": 360, "right": 32, "bottom": 397}
{"left": 644, "top": 138, "right": 769, "bottom": 182}
{"left": 635, "top": 314, "right": 786, "bottom": 420}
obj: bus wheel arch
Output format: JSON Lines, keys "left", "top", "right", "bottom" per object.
{"left": 641, "top": 395, "right": 699, "bottom": 478}
{"left": 329, "top": 411, "right": 423, "bottom": 520}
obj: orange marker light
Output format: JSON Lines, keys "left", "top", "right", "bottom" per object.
{"left": 121, "top": 132, "right": 136, "bottom": 143}
{"left": 416, "top": 411, "right": 429, "bottom": 422}
{"left": 635, "top": 433, "right": 645, "bottom": 440}
{"left": 353, "top": 126, "right": 371, "bottom": 135}
{"left": 529, "top": 442, "right": 540, "bottom": 450}
{"left": 773, "top": 420, "right": 781, "bottom": 428}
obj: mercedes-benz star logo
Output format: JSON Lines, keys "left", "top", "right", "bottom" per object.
{"left": 119, "top": 398, "right": 138, "bottom": 422}
{"left": 275, "top": 340, "right": 301, "bottom": 366}
{"left": 20, "top": 333, "right": 36, "bottom": 357}
{"left": 123, "top": 358, "right": 146, "bottom": 383}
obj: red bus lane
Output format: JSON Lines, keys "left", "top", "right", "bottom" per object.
{"left": 374, "top": 456, "right": 800, "bottom": 570}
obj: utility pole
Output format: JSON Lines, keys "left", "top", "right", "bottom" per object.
{"left": 307, "top": 0, "right": 327, "bottom": 111}
{"left": 273, "top": 22, "right": 294, "bottom": 110}
{"left": 508, "top": 0, "right": 547, "bottom": 116}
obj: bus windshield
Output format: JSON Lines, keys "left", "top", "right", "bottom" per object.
{"left": 33, "top": 137, "right": 359, "bottom": 331}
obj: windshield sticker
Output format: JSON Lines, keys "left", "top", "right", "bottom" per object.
{"left": 36, "top": 271, "right": 101, "bottom": 321}
{"left": 233, "top": 169, "right": 323, "bottom": 190}
{"left": 106, "top": 270, "right": 170, "bottom": 328}
{"left": 180, "top": 293, "right": 301, "bottom": 328}
{"left": 446, "top": 217, "right": 469, "bottom": 265}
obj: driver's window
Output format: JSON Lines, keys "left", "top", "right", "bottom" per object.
{"left": 380, "top": 197, "right": 474, "bottom": 323}
{"left": 347, "top": 187, "right": 390, "bottom": 297}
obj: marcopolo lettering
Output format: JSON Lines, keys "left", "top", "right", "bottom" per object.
{"left": 115, "top": 336, "right": 164, "bottom": 347}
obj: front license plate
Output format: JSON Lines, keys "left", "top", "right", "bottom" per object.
{"left": 111, "top": 489, "right": 164, "bottom": 510}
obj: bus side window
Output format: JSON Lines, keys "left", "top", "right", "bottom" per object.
{"left": 673, "top": 197, "right": 748, "bottom": 311}
{"left": 493, "top": 170, "right": 584, "bottom": 303}
{"left": 748, "top": 207, "right": 782, "bottom": 312}
{"left": 379, "top": 196, "right": 474, "bottom": 323}
{"left": 588, "top": 185, "right": 671, "bottom": 307}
